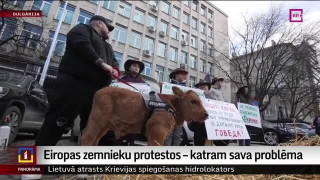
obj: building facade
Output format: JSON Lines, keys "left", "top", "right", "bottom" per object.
{"left": 0, "top": 0, "right": 230, "bottom": 100}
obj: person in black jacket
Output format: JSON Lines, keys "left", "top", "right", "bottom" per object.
{"left": 35, "top": 15, "right": 120, "bottom": 146}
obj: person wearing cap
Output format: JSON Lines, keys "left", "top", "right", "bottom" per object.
{"left": 188, "top": 79, "right": 211, "bottom": 145}
{"left": 164, "top": 66, "right": 188, "bottom": 146}
{"left": 206, "top": 77, "right": 231, "bottom": 146}
{"left": 206, "top": 77, "right": 225, "bottom": 101}
{"left": 35, "top": 15, "right": 120, "bottom": 146}
{"left": 121, "top": 59, "right": 146, "bottom": 83}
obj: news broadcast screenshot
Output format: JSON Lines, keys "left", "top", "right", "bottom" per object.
{"left": 0, "top": 0, "right": 319, "bottom": 179}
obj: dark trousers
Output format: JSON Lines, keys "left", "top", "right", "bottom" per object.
{"left": 193, "top": 123, "right": 207, "bottom": 146}
{"left": 35, "top": 72, "right": 104, "bottom": 146}
{"left": 239, "top": 125, "right": 251, "bottom": 146}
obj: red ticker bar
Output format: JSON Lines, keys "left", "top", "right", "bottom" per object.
{"left": 0, "top": 11, "right": 42, "bottom": 18}
{"left": 0, "top": 165, "right": 44, "bottom": 175}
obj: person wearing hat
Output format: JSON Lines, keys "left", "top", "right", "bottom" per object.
{"left": 35, "top": 15, "right": 120, "bottom": 146}
{"left": 188, "top": 79, "right": 211, "bottom": 145}
{"left": 164, "top": 66, "right": 189, "bottom": 146}
{"left": 121, "top": 59, "right": 146, "bottom": 83}
{"left": 206, "top": 77, "right": 225, "bottom": 101}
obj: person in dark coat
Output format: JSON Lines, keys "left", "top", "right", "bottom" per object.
{"left": 121, "top": 59, "right": 146, "bottom": 83}
{"left": 164, "top": 66, "right": 188, "bottom": 146}
{"left": 188, "top": 79, "right": 211, "bottom": 145}
{"left": 35, "top": 15, "right": 120, "bottom": 146}
{"left": 313, "top": 115, "right": 320, "bottom": 136}
{"left": 118, "top": 59, "right": 146, "bottom": 145}
{"left": 236, "top": 86, "right": 252, "bottom": 146}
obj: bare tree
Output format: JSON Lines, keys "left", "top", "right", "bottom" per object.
{"left": 212, "top": 5, "right": 320, "bottom": 120}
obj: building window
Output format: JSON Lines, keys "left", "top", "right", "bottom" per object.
{"left": 155, "top": 65, "right": 165, "bottom": 82}
{"left": 8, "top": 0, "right": 26, "bottom": 8}
{"left": 31, "top": 0, "right": 52, "bottom": 16}
{"left": 199, "top": 59, "right": 205, "bottom": 73}
{"left": 90, "top": 0, "right": 98, "bottom": 4}
{"left": 190, "top": 35, "right": 197, "bottom": 49}
{"left": 191, "top": 1, "right": 198, "bottom": 12}
{"left": 114, "top": 51, "right": 123, "bottom": 67}
{"left": 167, "top": 69, "right": 173, "bottom": 82}
{"left": 0, "top": 18, "right": 17, "bottom": 41}
{"left": 189, "top": 76, "right": 196, "bottom": 88}
{"left": 183, "top": 1, "right": 190, "bottom": 7}
{"left": 129, "top": 31, "right": 142, "bottom": 49}
{"left": 170, "top": 25, "right": 179, "bottom": 40}
{"left": 157, "top": 41, "right": 167, "bottom": 58}
{"left": 190, "top": 55, "right": 197, "bottom": 69}
{"left": 169, "top": 46, "right": 178, "bottom": 62}
{"left": 181, "top": 51, "right": 188, "bottom": 65}
{"left": 56, "top": 2, "right": 75, "bottom": 24}
{"left": 172, "top": 6, "right": 180, "bottom": 19}
{"left": 161, "top": 1, "right": 170, "bottom": 15}
{"left": 133, "top": 8, "right": 145, "bottom": 24}
{"left": 200, "top": 5, "right": 206, "bottom": 17}
{"left": 103, "top": 1, "right": 116, "bottom": 12}
{"left": 77, "top": 9, "right": 93, "bottom": 25}
{"left": 208, "top": 26, "right": 213, "bottom": 38}
{"left": 200, "top": 22, "right": 206, "bottom": 34}
{"left": 200, "top": 39, "right": 206, "bottom": 52}
{"left": 207, "top": 62, "right": 214, "bottom": 75}
{"left": 191, "top": 17, "right": 198, "bottom": 30}
{"left": 208, "top": 43, "right": 214, "bottom": 56}
{"left": 208, "top": 9, "right": 214, "bottom": 19}
{"left": 118, "top": 1, "right": 131, "bottom": 18}
{"left": 144, "top": 36, "right": 154, "bottom": 54}
{"left": 149, "top": 1, "right": 158, "bottom": 6}
{"left": 48, "top": 31, "right": 66, "bottom": 56}
{"left": 181, "top": 30, "right": 189, "bottom": 42}
{"left": 19, "top": 22, "right": 43, "bottom": 49}
{"left": 159, "top": 20, "right": 168, "bottom": 35}
{"left": 182, "top": 12, "right": 189, "bottom": 25}
{"left": 127, "top": 55, "right": 139, "bottom": 61}
{"left": 147, "top": 14, "right": 157, "bottom": 28}
{"left": 113, "top": 24, "right": 127, "bottom": 44}
{"left": 142, "top": 61, "right": 152, "bottom": 76}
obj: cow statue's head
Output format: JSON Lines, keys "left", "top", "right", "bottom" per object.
{"left": 172, "top": 86, "right": 208, "bottom": 124}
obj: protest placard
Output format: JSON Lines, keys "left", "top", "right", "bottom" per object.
{"left": 238, "top": 103, "right": 262, "bottom": 128}
{"left": 111, "top": 82, "right": 152, "bottom": 94}
{"left": 161, "top": 82, "right": 205, "bottom": 98}
{"left": 204, "top": 99, "right": 250, "bottom": 140}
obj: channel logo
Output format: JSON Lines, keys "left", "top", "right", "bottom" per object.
{"left": 18, "top": 147, "right": 34, "bottom": 163}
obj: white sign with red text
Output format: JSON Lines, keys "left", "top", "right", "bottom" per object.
{"left": 204, "top": 99, "right": 250, "bottom": 140}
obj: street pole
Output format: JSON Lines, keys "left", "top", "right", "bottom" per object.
{"left": 39, "top": 1, "right": 69, "bottom": 86}
{"left": 96, "top": 1, "right": 102, "bottom": 15}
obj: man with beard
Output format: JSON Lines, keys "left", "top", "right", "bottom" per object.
{"left": 35, "top": 15, "right": 120, "bottom": 146}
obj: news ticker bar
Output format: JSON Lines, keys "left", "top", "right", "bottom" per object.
{"left": 2, "top": 165, "right": 320, "bottom": 175}
{"left": 0, "top": 11, "right": 42, "bottom": 17}
{"left": 36, "top": 146, "right": 319, "bottom": 165}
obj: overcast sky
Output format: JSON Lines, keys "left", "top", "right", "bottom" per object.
{"left": 212, "top": 1, "right": 320, "bottom": 30}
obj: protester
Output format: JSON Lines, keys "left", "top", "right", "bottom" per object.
{"left": 118, "top": 59, "right": 146, "bottom": 145}
{"left": 35, "top": 15, "right": 120, "bottom": 146}
{"left": 313, "top": 115, "right": 320, "bottom": 136}
{"left": 121, "top": 59, "right": 146, "bottom": 83}
{"left": 204, "top": 77, "right": 230, "bottom": 146}
{"left": 236, "top": 86, "right": 252, "bottom": 146}
{"left": 164, "top": 66, "right": 188, "bottom": 146}
{"left": 188, "top": 79, "right": 211, "bottom": 145}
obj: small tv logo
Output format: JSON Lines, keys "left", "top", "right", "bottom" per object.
{"left": 18, "top": 147, "right": 34, "bottom": 163}
{"left": 289, "top": 9, "right": 303, "bottom": 22}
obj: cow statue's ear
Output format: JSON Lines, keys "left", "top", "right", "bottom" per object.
{"left": 172, "top": 86, "right": 184, "bottom": 97}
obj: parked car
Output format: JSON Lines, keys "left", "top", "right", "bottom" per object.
{"left": 0, "top": 70, "right": 49, "bottom": 143}
{"left": 250, "top": 120, "right": 310, "bottom": 145}
{"left": 286, "top": 123, "right": 316, "bottom": 138}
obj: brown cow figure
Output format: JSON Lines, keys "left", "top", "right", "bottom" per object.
{"left": 81, "top": 86, "right": 208, "bottom": 146}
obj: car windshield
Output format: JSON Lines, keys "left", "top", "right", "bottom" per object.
{"left": 0, "top": 71, "right": 29, "bottom": 89}
{"left": 287, "top": 124, "right": 309, "bottom": 129}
